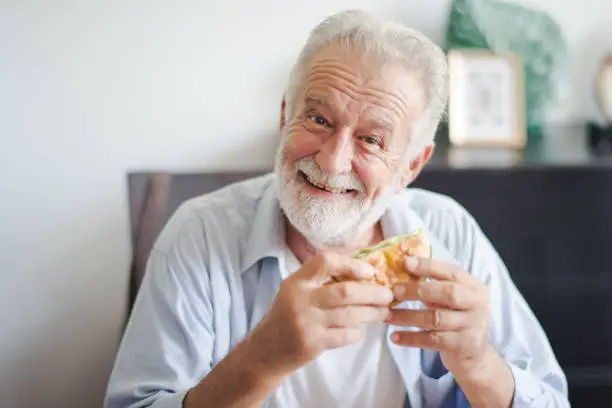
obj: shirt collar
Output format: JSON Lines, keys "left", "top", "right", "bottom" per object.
{"left": 380, "top": 191, "right": 421, "bottom": 238}
{"left": 240, "top": 181, "right": 425, "bottom": 274}
{"left": 241, "top": 177, "right": 287, "bottom": 273}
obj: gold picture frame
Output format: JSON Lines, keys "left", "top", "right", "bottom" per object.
{"left": 447, "top": 49, "right": 526, "bottom": 149}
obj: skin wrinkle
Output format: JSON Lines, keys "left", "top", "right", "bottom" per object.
{"left": 298, "top": 94, "right": 398, "bottom": 165}
{"left": 294, "top": 64, "right": 424, "bottom": 170}
{"left": 304, "top": 95, "right": 396, "bottom": 137}
{"left": 306, "top": 68, "right": 410, "bottom": 121}
{"left": 308, "top": 65, "right": 360, "bottom": 85}
{"left": 303, "top": 59, "right": 423, "bottom": 141}
{"left": 307, "top": 53, "right": 417, "bottom": 116}
{"left": 306, "top": 57, "right": 360, "bottom": 81}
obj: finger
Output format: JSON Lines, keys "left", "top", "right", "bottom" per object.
{"left": 404, "top": 256, "right": 475, "bottom": 284}
{"left": 417, "top": 281, "right": 476, "bottom": 310}
{"left": 390, "top": 281, "right": 420, "bottom": 303}
{"left": 390, "top": 329, "right": 460, "bottom": 352}
{"left": 298, "top": 252, "right": 376, "bottom": 282}
{"left": 312, "top": 281, "right": 394, "bottom": 308}
{"left": 385, "top": 308, "right": 469, "bottom": 330}
{"left": 324, "top": 327, "right": 364, "bottom": 349}
{"left": 326, "top": 306, "right": 391, "bottom": 327}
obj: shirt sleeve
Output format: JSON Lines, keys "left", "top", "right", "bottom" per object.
{"left": 467, "top": 214, "right": 570, "bottom": 407}
{"left": 104, "top": 245, "right": 215, "bottom": 408}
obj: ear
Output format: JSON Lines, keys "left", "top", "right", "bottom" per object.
{"left": 396, "top": 144, "right": 434, "bottom": 191}
{"left": 279, "top": 97, "right": 287, "bottom": 134}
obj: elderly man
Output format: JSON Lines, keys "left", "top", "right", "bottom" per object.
{"left": 105, "top": 10, "right": 569, "bottom": 408}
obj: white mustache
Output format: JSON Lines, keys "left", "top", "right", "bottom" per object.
{"left": 294, "top": 157, "right": 364, "bottom": 192}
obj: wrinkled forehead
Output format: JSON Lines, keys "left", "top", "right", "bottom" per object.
{"left": 295, "top": 46, "right": 426, "bottom": 125}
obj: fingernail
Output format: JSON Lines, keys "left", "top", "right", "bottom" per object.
{"left": 394, "top": 285, "right": 405, "bottom": 298}
{"left": 405, "top": 256, "right": 418, "bottom": 270}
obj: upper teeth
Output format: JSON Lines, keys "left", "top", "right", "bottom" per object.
{"left": 305, "top": 174, "right": 347, "bottom": 194}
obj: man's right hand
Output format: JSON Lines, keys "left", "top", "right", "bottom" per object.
{"left": 247, "top": 252, "right": 395, "bottom": 377}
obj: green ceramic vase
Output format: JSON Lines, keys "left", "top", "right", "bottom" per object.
{"left": 444, "top": 0, "right": 569, "bottom": 137}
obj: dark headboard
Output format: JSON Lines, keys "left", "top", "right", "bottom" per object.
{"left": 127, "top": 171, "right": 269, "bottom": 309}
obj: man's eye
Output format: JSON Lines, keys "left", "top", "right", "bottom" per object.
{"left": 361, "top": 136, "right": 381, "bottom": 147}
{"left": 309, "top": 115, "right": 329, "bottom": 126}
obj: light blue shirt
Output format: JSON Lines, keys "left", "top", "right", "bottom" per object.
{"left": 105, "top": 173, "right": 569, "bottom": 408}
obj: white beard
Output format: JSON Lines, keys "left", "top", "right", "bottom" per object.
{"left": 273, "top": 138, "right": 399, "bottom": 249}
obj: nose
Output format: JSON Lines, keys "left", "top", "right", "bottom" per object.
{"left": 315, "top": 127, "right": 354, "bottom": 175}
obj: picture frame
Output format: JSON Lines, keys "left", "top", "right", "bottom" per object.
{"left": 447, "top": 49, "right": 526, "bottom": 149}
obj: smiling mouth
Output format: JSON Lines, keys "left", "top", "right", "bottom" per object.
{"left": 298, "top": 170, "right": 357, "bottom": 194}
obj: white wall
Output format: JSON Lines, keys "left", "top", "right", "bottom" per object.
{"left": 1, "top": 1, "right": 610, "bottom": 407}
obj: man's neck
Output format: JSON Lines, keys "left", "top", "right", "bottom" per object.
{"left": 285, "top": 219, "right": 384, "bottom": 264}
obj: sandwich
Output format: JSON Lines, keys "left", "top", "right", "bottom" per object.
{"left": 333, "top": 228, "right": 432, "bottom": 307}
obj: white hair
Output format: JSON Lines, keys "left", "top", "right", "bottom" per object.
{"left": 284, "top": 9, "right": 449, "bottom": 163}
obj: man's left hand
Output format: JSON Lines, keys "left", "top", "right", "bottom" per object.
{"left": 385, "top": 256, "right": 492, "bottom": 377}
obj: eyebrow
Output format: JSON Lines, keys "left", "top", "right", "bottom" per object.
{"left": 304, "top": 95, "right": 395, "bottom": 132}
{"left": 305, "top": 96, "right": 335, "bottom": 112}
{"left": 365, "top": 117, "right": 394, "bottom": 133}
